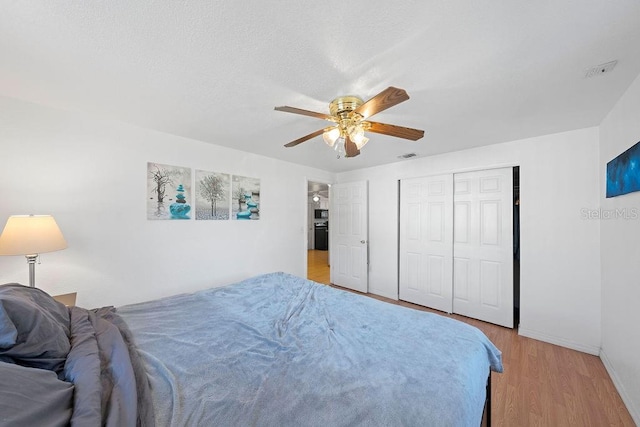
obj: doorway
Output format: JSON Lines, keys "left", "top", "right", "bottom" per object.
{"left": 307, "top": 180, "right": 330, "bottom": 284}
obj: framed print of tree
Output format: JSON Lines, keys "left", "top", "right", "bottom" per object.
{"left": 147, "top": 162, "right": 192, "bottom": 220}
{"left": 195, "top": 170, "right": 230, "bottom": 220}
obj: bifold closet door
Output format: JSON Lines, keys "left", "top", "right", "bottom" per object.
{"left": 453, "top": 168, "right": 514, "bottom": 328}
{"left": 399, "top": 174, "right": 454, "bottom": 313}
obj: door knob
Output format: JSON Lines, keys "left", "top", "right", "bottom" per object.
{"left": 360, "top": 240, "right": 366, "bottom": 244}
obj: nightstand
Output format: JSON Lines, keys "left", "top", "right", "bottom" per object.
{"left": 53, "top": 292, "right": 77, "bottom": 307}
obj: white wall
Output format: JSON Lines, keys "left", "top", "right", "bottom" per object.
{"left": 0, "top": 96, "right": 333, "bottom": 308}
{"left": 599, "top": 73, "right": 640, "bottom": 424}
{"left": 337, "top": 127, "right": 602, "bottom": 354}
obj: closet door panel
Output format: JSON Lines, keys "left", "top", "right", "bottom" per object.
{"left": 453, "top": 168, "right": 513, "bottom": 328}
{"left": 399, "top": 175, "right": 454, "bottom": 313}
{"left": 453, "top": 257, "right": 470, "bottom": 301}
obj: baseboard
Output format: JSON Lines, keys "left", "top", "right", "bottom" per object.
{"left": 600, "top": 349, "right": 640, "bottom": 426}
{"left": 517, "top": 327, "right": 600, "bottom": 355}
{"left": 368, "top": 288, "right": 398, "bottom": 301}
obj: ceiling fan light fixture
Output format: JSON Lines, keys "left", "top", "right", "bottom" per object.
{"left": 334, "top": 136, "right": 346, "bottom": 156}
{"left": 276, "top": 86, "right": 424, "bottom": 159}
{"left": 349, "top": 125, "right": 369, "bottom": 149}
{"left": 353, "top": 135, "right": 369, "bottom": 150}
{"left": 323, "top": 128, "right": 340, "bottom": 147}
{"left": 312, "top": 193, "right": 320, "bottom": 202}
{"left": 347, "top": 124, "right": 361, "bottom": 138}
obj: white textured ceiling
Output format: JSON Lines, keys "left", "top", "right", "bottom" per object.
{"left": 2, "top": 1, "right": 640, "bottom": 173}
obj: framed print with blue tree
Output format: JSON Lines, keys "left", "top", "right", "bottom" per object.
{"left": 147, "top": 162, "right": 192, "bottom": 220}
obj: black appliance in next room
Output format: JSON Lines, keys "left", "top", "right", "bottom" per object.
{"left": 314, "top": 221, "right": 328, "bottom": 250}
{"left": 314, "top": 209, "right": 329, "bottom": 219}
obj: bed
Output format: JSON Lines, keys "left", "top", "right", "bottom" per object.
{"left": 0, "top": 272, "right": 503, "bottom": 426}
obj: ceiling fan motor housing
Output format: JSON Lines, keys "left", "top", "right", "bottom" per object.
{"left": 329, "top": 96, "right": 364, "bottom": 118}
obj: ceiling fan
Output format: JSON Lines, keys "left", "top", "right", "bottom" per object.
{"left": 274, "top": 87, "right": 425, "bottom": 158}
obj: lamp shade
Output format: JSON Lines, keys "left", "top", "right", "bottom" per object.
{"left": 0, "top": 215, "right": 67, "bottom": 256}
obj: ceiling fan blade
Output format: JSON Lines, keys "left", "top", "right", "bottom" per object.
{"left": 274, "top": 106, "right": 334, "bottom": 121}
{"left": 284, "top": 128, "right": 327, "bottom": 147}
{"left": 353, "top": 87, "right": 410, "bottom": 119}
{"left": 344, "top": 136, "right": 360, "bottom": 158}
{"left": 366, "top": 121, "right": 425, "bottom": 141}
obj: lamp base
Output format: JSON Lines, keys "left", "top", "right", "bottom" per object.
{"left": 25, "top": 254, "right": 38, "bottom": 288}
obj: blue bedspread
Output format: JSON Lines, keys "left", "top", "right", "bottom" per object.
{"left": 117, "top": 272, "right": 503, "bottom": 426}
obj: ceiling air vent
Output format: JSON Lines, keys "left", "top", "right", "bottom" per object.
{"left": 585, "top": 60, "right": 617, "bottom": 78}
{"left": 398, "top": 153, "right": 417, "bottom": 159}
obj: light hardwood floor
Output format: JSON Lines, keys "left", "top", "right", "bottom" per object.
{"left": 307, "top": 249, "right": 635, "bottom": 426}
{"left": 307, "top": 249, "right": 331, "bottom": 284}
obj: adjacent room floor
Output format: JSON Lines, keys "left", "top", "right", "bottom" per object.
{"left": 307, "top": 249, "right": 330, "bottom": 285}
{"left": 307, "top": 249, "right": 634, "bottom": 426}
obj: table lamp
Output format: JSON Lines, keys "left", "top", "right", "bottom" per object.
{"left": 0, "top": 215, "right": 67, "bottom": 287}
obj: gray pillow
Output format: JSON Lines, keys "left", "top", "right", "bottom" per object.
{"left": 0, "top": 284, "right": 71, "bottom": 373}
{"left": 0, "top": 361, "right": 73, "bottom": 426}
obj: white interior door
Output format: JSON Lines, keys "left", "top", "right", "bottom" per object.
{"left": 330, "top": 181, "right": 368, "bottom": 293}
{"left": 453, "top": 168, "right": 513, "bottom": 327}
{"left": 399, "top": 174, "right": 454, "bottom": 313}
